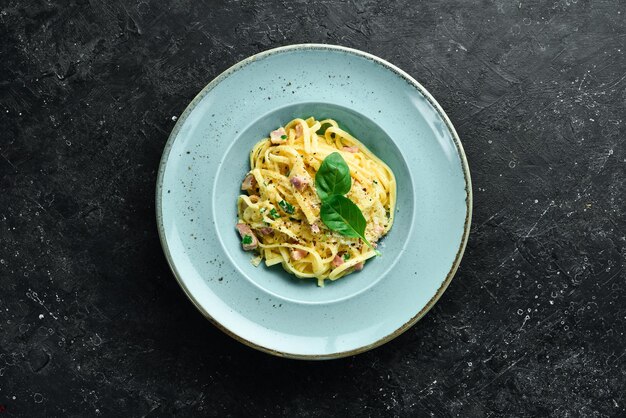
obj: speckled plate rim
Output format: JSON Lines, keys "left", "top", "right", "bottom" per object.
{"left": 155, "top": 43, "right": 473, "bottom": 360}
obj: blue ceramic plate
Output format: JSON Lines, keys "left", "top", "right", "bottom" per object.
{"left": 156, "top": 44, "right": 471, "bottom": 359}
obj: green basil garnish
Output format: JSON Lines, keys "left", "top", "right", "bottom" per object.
{"left": 320, "top": 195, "right": 379, "bottom": 255}
{"left": 315, "top": 152, "right": 351, "bottom": 202}
{"left": 278, "top": 200, "right": 295, "bottom": 214}
{"left": 313, "top": 152, "right": 379, "bottom": 256}
{"left": 269, "top": 208, "right": 280, "bottom": 219}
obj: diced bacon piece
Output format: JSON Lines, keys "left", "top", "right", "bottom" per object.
{"left": 310, "top": 223, "right": 320, "bottom": 234}
{"left": 249, "top": 195, "right": 260, "bottom": 203}
{"left": 342, "top": 146, "right": 359, "bottom": 153}
{"left": 354, "top": 262, "right": 364, "bottom": 271}
{"left": 290, "top": 248, "right": 307, "bottom": 260}
{"left": 235, "top": 223, "right": 252, "bottom": 236}
{"left": 295, "top": 124, "right": 303, "bottom": 137}
{"left": 235, "top": 223, "right": 258, "bottom": 250}
{"left": 290, "top": 176, "right": 308, "bottom": 191}
{"left": 332, "top": 255, "right": 344, "bottom": 267}
{"left": 259, "top": 227, "right": 273, "bottom": 235}
{"left": 270, "top": 127, "right": 287, "bottom": 144}
{"left": 241, "top": 174, "right": 257, "bottom": 192}
{"left": 373, "top": 225, "right": 385, "bottom": 236}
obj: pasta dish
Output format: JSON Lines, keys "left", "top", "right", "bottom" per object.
{"left": 236, "top": 117, "right": 396, "bottom": 286}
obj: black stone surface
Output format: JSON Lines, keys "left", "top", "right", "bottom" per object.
{"left": 1, "top": 0, "right": 625, "bottom": 416}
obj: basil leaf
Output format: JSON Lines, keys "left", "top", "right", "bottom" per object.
{"left": 320, "top": 195, "right": 380, "bottom": 255}
{"left": 315, "top": 152, "right": 351, "bottom": 201}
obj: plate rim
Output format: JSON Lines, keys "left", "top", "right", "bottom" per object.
{"left": 155, "top": 43, "right": 473, "bottom": 360}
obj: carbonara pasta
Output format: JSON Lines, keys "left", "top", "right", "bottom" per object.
{"left": 236, "top": 117, "right": 396, "bottom": 286}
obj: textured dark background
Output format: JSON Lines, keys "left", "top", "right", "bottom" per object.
{"left": 1, "top": 0, "right": 625, "bottom": 416}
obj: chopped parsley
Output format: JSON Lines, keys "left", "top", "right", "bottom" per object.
{"left": 269, "top": 208, "right": 281, "bottom": 219}
{"left": 343, "top": 253, "right": 351, "bottom": 261}
{"left": 280, "top": 134, "right": 287, "bottom": 140}
{"left": 259, "top": 208, "right": 266, "bottom": 213}
{"left": 242, "top": 235, "right": 253, "bottom": 245}
{"left": 279, "top": 200, "right": 295, "bottom": 214}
